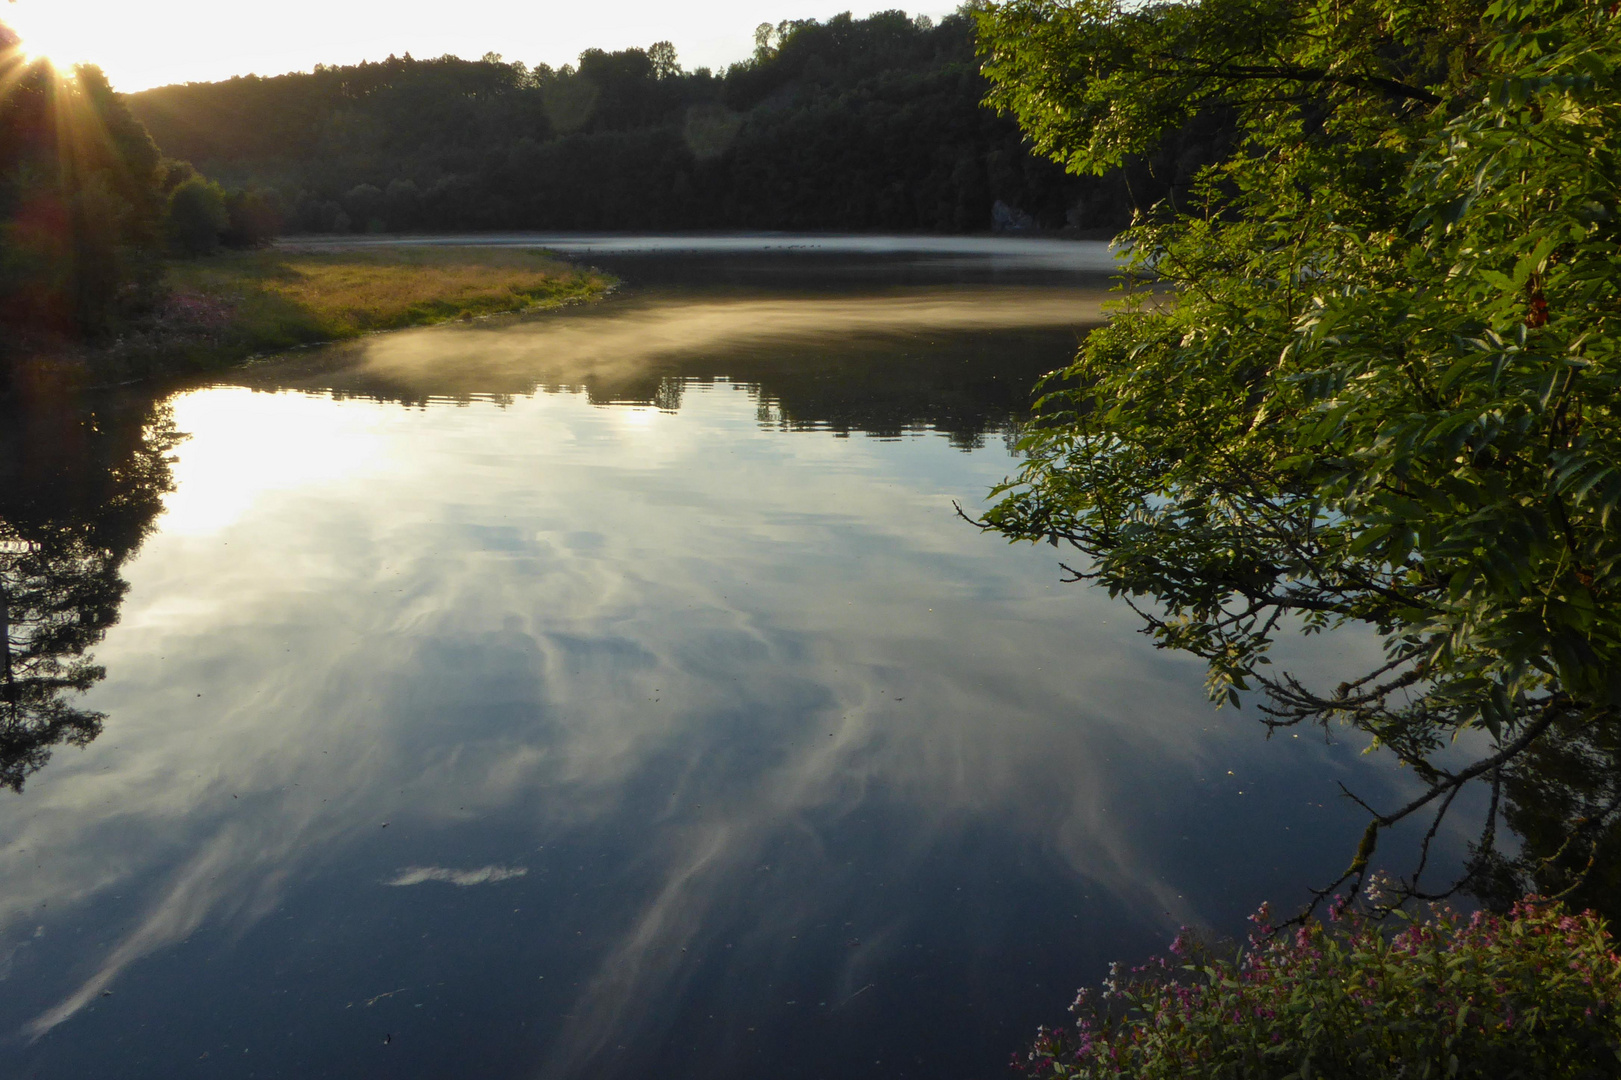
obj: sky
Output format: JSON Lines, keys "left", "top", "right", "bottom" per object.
{"left": 2, "top": 0, "right": 956, "bottom": 93}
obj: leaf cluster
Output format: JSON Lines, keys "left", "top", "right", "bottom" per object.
{"left": 978, "top": 0, "right": 1621, "bottom": 900}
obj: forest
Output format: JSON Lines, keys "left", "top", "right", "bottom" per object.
{"left": 126, "top": 9, "right": 1222, "bottom": 235}
{"left": 2, "top": 6, "right": 1228, "bottom": 366}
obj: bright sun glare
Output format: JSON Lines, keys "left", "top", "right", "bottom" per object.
{"left": 5, "top": 7, "right": 90, "bottom": 71}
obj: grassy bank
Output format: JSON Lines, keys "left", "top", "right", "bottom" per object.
{"left": 119, "top": 244, "right": 614, "bottom": 373}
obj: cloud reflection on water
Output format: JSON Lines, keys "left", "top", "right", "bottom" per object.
{"left": 4, "top": 384, "right": 1361, "bottom": 1053}
{"left": 387, "top": 866, "right": 529, "bottom": 887}
{"left": 0, "top": 268, "right": 1406, "bottom": 1077}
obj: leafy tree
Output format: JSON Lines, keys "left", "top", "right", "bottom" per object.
{"left": 157, "top": 157, "right": 199, "bottom": 195}
{"left": 340, "top": 182, "right": 384, "bottom": 232}
{"left": 0, "top": 32, "right": 165, "bottom": 346}
{"left": 977, "top": 0, "right": 1621, "bottom": 906}
{"left": 165, "top": 175, "right": 228, "bottom": 255}
{"left": 222, "top": 186, "right": 284, "bottom": 247}
{"left": 383, "top": 177, "right": 423, "bottom": 230}
{"left": 648, "top": 41, "right": 681, "bottom": 80}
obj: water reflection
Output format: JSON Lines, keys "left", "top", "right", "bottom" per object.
{"left": 0, "top": 384, "right": 1394, "bottom": 1077}
{"left": 1473, "top": 713, "right": 1621, "bottom": 924}
{"left": 0, "top": 392, "right": 175, "bottom": 792}
{"left": 241, "top": 286, "right": 1104, "bottom": 449}
{"left": 0, "top": 241, "right": 1444, "bottom": 1079}
{"left": 308, "top": 231, "right": 1127, "bottom": 272}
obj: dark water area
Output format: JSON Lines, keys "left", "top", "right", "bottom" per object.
{"left": 0, "top": 237, "right": 1454, "bottom": 1079}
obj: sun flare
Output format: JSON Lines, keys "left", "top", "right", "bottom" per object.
{"left": 3, "top": 6, "right": 92, "bottom": 73}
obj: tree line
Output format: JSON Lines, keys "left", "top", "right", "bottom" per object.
{"left": 3, "top": 5, "right": 1231, "bottom": 366}
{"left": 125, "top": 9, "right": 1226, "bottom": 237}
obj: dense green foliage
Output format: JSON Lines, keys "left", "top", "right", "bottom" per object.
{"left": 165, "top": 175, "right": 229, "bottom": 255}
{"left": 979, "top": 0, "right": 1621, "bottom": 899}
{"left": 1021, "top": 896, "right": 1621, "bottom": 1078}
{"left": 0, "top": 29, "right": 165, "bottom": 343}
{"left": 125, "top": 11, "right": 1223, "bottom": 233}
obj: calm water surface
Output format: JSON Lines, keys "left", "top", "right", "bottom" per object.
{"left": 1, "top": 238, "right": 1436, "bottom": 1078}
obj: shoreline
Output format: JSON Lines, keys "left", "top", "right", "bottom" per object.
{"left": 3, "top": 245, "right": 617, "bottom": 397}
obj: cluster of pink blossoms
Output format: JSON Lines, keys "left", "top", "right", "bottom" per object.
{"left": 1016, "top": 895, "right": 1621, "bottom": 1079}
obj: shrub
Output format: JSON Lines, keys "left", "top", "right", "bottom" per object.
{"left": 157, "top": 158, "right": 198, "bottom": 195}
{"left": 1021, "top": 897, "right": 1621, "bottom": 1079}
{"left": 383, "top": 178, "right": 422, "bottom": 231}
{"left": 165, "top": 176, "right": 227, "bottom": 255}
{"left": 221, "top": 186, "right": 283, "bottom": 248}
{"left": 291, "top": 194, "right": 346, "bottom": 233}
{"left": 341, "top": 183, "right": 384, "bottom": 232}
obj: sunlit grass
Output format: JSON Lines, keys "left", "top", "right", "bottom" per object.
{"left": 158, "top": 245, "right": 615, "bottom": 361}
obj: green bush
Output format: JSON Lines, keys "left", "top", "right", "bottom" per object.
{"left": 221, "top": 186, "right": 283, "bottom": 248}
{"left": 165, "top": 176, "right": 228, "bottom": 256}
{"left": 1022, "top": 897, "right": 1621, "bottom": 1079}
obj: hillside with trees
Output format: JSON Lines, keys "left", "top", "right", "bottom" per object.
{"left": 126, "top": 10, "right": 1224, "bottom": 235}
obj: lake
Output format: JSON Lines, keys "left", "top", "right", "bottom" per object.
{"left": 0, "top": 236, "right": 1446, "bottom": 1078}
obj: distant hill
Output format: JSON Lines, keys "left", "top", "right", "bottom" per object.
{"left": 126, "top": 11, "right": 1219, "bottom": 235}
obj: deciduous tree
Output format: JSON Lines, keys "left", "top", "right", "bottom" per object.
{"left": 977, "top": 0, "right": 1621, "bottom": 908}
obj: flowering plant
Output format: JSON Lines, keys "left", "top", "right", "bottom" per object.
{"left": 1020, "top": 897, "right": 1621, "bottom": 1078}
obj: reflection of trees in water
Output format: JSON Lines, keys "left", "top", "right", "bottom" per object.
{"left": 0, "top": 394, "right": 176, "bottom": 791}
{"left": 244, "top": 323, "right": 1074, "bottom": 451}
{"left": 1471, "top": 715, "right": 1621, "bottom": 925}
{"left": 707, "top": 328, "right": 1067, "bottom": 449}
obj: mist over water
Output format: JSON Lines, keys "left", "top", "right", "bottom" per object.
{"left": 0, "top": 238, "right": 1445, "bottom": 1079}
